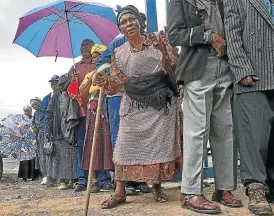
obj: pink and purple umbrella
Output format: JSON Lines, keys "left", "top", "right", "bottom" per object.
{"left": 13, "top": 0, "right": 120, "bottom": 59}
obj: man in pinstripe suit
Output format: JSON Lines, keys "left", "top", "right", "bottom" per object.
{"left": 168, "top": 0, "right": 242, "bottom": 214}
{"left": 224, "top": 0, "right": 274, "bottom": 214}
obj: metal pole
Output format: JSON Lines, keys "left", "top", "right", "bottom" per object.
{"left": 145, "top": 0, "right": 158, "bottom": 33}
{"left": 65, "top": 11, "right": 76, "bottom": 71}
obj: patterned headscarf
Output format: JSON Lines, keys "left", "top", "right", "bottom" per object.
{"left": 91, "top": 44, "right": 107, "bottom": 55}
{"left": 116, "top": 5, "right": 145, "bottom": 34}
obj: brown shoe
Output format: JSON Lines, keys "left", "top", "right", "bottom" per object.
{"left": 212, "top": 190, "right": 243, "bottom": 208}
{"left": 180, "top": 194, "right": 221, "bottom": 214}
{"left": 248, "top": 183, "right": 273, "bottom": 215}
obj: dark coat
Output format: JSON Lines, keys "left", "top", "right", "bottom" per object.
{"left": 46, "top": 92, "right": 79, "bottom": 146}
{"left": 168, "top": 0, "right": 225, "bottom": 84}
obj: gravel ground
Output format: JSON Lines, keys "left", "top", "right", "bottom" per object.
{"left": 0, "top": 159, "right": 266, "bottom": 216}
{"left": 0, "top": 172, "right": 261, "bottom": 216}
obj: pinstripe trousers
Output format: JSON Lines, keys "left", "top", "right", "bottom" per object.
{"left": 181, "top": 56, "right": 237, "bottom": 194}
{"left": 233, "top": 91, "right": 274, "bottom": 187}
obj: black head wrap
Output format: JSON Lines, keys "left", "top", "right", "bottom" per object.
{"left": 117, "top": 5, "right": 146, "bottom": 34}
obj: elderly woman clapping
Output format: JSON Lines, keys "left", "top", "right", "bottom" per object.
{"left": 92, "top": 5, "right": 182, "bottom": 209}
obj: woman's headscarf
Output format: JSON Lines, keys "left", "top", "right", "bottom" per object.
{"left": 30, "top": 97, "right": 41, "bottom": 105}
{"left": 58, "top": 73, "right": 71, "bottom": 91}
{"left": 91, "top": 44, "right": 107, "bottom": 55}
{"left": 30, "top": 97, "right": 42, "bottom": 110}
{"left": 116, "top": 5, "right": 145, "bottom": 34}
{"left": 23, "top": 106, "right": 32, "bottom": 112}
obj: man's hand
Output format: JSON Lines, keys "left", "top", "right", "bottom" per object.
{"left": 212, "top": 34, "right": 226, "bottom": 57}
{"left": 240, "top": 75, "right": 260, "bottom": 87}
{"left": 71, "top": 72, "right": 79, "bottom": 82}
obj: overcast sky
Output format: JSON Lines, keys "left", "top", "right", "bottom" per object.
{"left": 0, "top": 0, "right": 166, "bottom": 119}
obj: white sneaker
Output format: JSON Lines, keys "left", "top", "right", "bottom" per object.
{"left": 41, "top": 177, "right": 47, "bottom": 185}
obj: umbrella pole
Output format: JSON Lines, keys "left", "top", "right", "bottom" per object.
{"left": 84, "top": 87, "right": 104, "bottom": 216}
{"left": 65, "top": 11, "right": 76, "bottom": 72}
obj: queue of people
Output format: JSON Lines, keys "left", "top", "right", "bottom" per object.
{"left": 16, "top": 1, "right": 274, "bottom": 215}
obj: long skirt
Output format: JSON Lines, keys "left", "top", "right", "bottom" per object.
{"left": 81, "top": 109, "right": 114, "bottom": 171}
{"left": 35, "top": 130, "right": 47, "bottom": 177}
{"left": 18, "top": 159, "right": 40, "bottom": 180}
{"left": 47, "top": 141, "right": 77, "bottom": 180}
{"left": 114, "top": 96, "right": 183, "bottom": 183}
{"left": 115, "top": 157, "right": 182, "bottom": 184}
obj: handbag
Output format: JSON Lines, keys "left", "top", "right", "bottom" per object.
{"left": 43, "top": 136, "right": 55, "bottom": 156}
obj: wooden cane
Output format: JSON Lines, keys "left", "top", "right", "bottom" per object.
{"left": 84, "top": 87, "right": 104, "bottom": 216}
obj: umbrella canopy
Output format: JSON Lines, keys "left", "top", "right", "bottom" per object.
{"left": 13, "top": 0, "right": 120, "bottom": 59}
{"left": 0, "top": 115, "right": 37, "bottom": 161}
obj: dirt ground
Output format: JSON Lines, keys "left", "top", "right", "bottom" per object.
{"left": 0, "top": 171, "right": 265, "bottom": 216}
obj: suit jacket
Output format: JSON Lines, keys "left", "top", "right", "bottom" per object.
{"left": 168, "top": 0, "right": 225, "bottom": 84}
{"left": 224, "top": 0, "right": 274, "bottom": 94}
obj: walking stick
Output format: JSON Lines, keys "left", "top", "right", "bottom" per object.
{"left": 84, "top": 87, "right": 104, "bottom": 216}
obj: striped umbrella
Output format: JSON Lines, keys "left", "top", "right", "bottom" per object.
{"left": 13, "top": 0, "right": 120, "bottom": 60}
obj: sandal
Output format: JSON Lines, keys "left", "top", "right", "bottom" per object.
{"left": 152, "top": 185, "right": 168, "bottom": 203}
{"left": 101, "top": 194, "right": 126, "bottom": 209}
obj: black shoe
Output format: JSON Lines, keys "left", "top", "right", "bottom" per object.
{"left": 74, "top": 184, "right": 87, "bottom": 192}
{"left": 266, "top": 189, "right": 274, "bottom": 203}
{"left": 125, "top": 186, "right": 138, "bottom": 196}
{"left": 138, "top": 183, "right": 151, "bottom": 193}
{"left": 90, "top": 182, "right": 101, "bottom": 193}
{"left": 101, "top": 183, "right": 114, "bottom": 191}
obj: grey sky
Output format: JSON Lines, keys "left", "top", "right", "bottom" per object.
{"left": 0, "top": 0, "right": 166, "bottom": 119}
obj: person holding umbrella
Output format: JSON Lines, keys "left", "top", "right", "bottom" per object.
{"left": 68, "top": 39, "right": 96, "bottom": 192}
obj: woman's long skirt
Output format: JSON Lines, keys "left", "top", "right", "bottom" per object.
{"left": 114, "top": 96, "right": 183, "bottom": 183}
{"left": 47, "top": 141, "right": 77, "bottom": 180}
{"left": 81, "top": 109, "right": 114, "bottom": 171}
{"left": 18, "top": 159, "right": 40, "bottom": 180}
